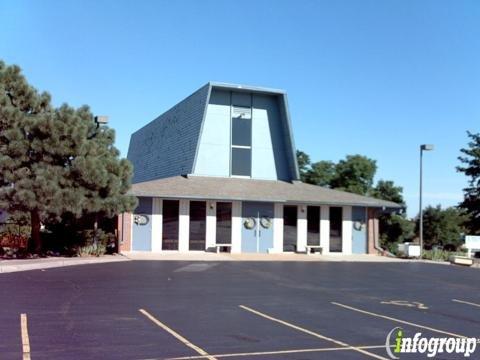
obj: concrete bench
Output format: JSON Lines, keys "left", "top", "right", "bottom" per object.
{"left": 305, "top": 245, "right": 322, "bottom": 255}
{"left": 449, "top": 255, "right": 473, "bottom": 266}
{"left": 215, "top": 244, "right": 232, "bottom": 253}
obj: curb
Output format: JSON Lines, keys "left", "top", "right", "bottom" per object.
{"left": 0, "top": 256, "right": 130, "bottom": 274}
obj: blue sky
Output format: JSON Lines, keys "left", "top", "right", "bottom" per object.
{"left": 1, "top": 0, "right": 479, "bottom": 217}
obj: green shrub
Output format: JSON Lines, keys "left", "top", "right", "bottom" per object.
{"left": 422, "top": 249, "right": 466, "bottom": 262}
{"left": 76, "top": 243, "right": 107, "bottom": 257}
{"left": 382, "top": 240, "right": 400, "bottom": 256}
{"left": 74, "top": 229, "right": 115, "bottom": 257}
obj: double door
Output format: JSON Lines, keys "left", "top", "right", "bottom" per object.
{"left": 241, "top": 202, "right": 274, "bottom": 253}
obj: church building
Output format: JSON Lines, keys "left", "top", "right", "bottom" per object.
{"left": 117, "top": 82, "right": 400, "bottom": 254}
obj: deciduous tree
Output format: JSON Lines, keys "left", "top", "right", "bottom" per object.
{"left": 370, "top": 180, "right": 405, "bottom": 205}
{"left": 371, "top": 180, "right": 414, "bottom": 250}
{"left": 417, "top": 205, "right": 467, "bottom": 249}
{"left": 330, "top": 155, "right": 377, "bottom": 195}
{"left": 296, "top": 150, "right": 311, "bottom": 182}
{"left": 305, "top": 161, "right": 336, "bottom": 187}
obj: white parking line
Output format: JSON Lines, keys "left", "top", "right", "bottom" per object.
{"left": 139, "top": 309, "right": 217, "bottom": 360}
{"left": 239, "top": 305, "right": 388, "bottom": 360}
{"left": 452, "top": 299, "right": 480, "bottom": 308}
{"left": 332, "top": 302, "right": 467, "bottom": 338}
{"left": 166, "top": 344, "right": 392, "bottom": 359}
{"left": 20, "top": 313, "right": 31, "bottom": 360}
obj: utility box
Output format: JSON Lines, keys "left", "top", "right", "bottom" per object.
{"left": 397, "top": 243, "right": 421, "bottom": 258}
{"left": 406, "top": 244, "right": 421, "bottom": 258}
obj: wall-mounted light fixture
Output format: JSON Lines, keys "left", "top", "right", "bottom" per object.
{"left": 301, "top": 206, "right": 306, "bottom": 213}
{"left": 209, "top": 202, "right": 215, "bottom": 210}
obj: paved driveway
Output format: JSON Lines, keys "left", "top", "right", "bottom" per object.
{"left": 1, "top": 261, "right": 479, "bottom": 359}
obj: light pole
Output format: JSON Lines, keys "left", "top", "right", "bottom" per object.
{"left": 92, "top": 115, "right": 109, "bottom": 247}
{"left": 419, "top": 144, "right": 434, "bottom": 256}
{"left": 94, "top": 115, "right": 109, "bottom": 128}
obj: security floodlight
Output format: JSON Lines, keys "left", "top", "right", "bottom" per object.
{"left": 94, "top": 116, "right": 109, "bottom": 125}
{"left": 421, "top": 144, "right": 434, "bottom": 151}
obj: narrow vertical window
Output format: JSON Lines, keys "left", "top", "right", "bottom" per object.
{"left": 162, "top": 200, "right": 179, "bottom": 250}
{"left": 329, "top": 207, "right": 343, "bottom": 252}
{"left": 283, "top": 205, "right": 297, "bottom": 251}
{"left": 231, "top": 105, "right": 252, "bottom": 177}
{"left": 231, "top": 148, "right": 251, "bottom": 176}
{"left": 189, "top": 201, "right": 206, "bottom": 250}
{"left": 307, "top": 206, "right": 320, "bottom": 246}
{"left": 216, "top": 202, "right": 232, "bottom": 244}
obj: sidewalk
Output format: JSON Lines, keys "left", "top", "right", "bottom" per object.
{"left": 122, "top": 251, "right": 411, "bottom": 262}
{"left": 0, "top": 255, "right": 129, "bottom": 273}
{"left": 2, "top": 252, "right": 475, "bottom": 273}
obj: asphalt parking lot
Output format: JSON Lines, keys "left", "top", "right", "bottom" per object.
{"left": 0, "top": 261, "right": 479, "bottom": 360}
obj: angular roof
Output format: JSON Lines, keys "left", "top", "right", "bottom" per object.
{"left": 127, "top": 82, "right": 300, "bottom": 183}
{"left": 208, "top": 81, "right": 287, "bottom": 95}
{"left": 129, "top": 176, "right": 402, "bottom": 209}
{"left": 127, "top": 84, "right": 210, "bottom": 183}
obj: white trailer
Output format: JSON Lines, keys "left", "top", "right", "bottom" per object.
{"left": 464, "top": 235, "right": 480, "bottom": 258}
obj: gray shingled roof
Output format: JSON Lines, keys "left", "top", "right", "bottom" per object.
{"left": 129, "top": 176, "right": 401, "bottom": 208}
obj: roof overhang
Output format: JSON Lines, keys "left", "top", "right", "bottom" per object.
{"left": 129, "top": 176, "right": 402, "bottom": 209}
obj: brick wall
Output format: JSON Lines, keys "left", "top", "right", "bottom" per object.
{"left": 117, "top": 213, "right": 132, "bottom": 252}
{"left": 367, "top": 208, "right": 380, "bottom": 254}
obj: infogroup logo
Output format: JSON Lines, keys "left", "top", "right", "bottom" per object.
{"left": 385, "top": 327, "right": 478, "bottom": 359}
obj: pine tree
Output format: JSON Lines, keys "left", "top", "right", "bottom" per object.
{"left": 457, "top": 131, "right": 480, "bottom": 234}
{"left": 0, "top": 60, "right": 137, "bottom": 252}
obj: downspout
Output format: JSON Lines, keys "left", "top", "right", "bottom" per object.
{"left": 121, "top": 213, "right": 124, "bottom": 247}
{"left": 371, "top": 207, "right": 384, "bottom": 255}
{"left": 373, "top": 216, "right": 385, "bottom": 255}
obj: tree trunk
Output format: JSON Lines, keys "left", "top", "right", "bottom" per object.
{"left": 30, "top": 210, "right": 42, "bottom": 253}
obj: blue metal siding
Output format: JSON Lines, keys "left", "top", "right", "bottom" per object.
{"left": 193, "top": 89, "right": 231, "bottom": 177}
{"left": 278, "top": 95, "right": 300, "bottom": 180}
{"left": 127, "top": 84, "right": 210, "bottom": 183}
{"left": 252, "top": 94, "right": 291, "bottom": 180}
{"left": 132, "top": 197, "right": 152, "bottom": 251}
{"left": 194, "top": 90, "right": 296, "bottom": 181}
{"left": 352, "top": 206, "right": 367, "bottom": 254}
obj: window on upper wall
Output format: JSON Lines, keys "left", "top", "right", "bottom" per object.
{"left": 231, "top": 105, "right": 252, "bottom": 177}
{"left": 232, "top": 117, "right": 252, "bottom": 147}
{"left": 232, "top": 106, "right": 252, "bottom": 147}
{"left": 231, "top": 147, "right": 251, "bottom": 176}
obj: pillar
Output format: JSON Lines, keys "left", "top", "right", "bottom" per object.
{"left": 231, "top": 201, "right": 242, "bottom": 253}
{"left": 178, "top": 199, "right": 190, "bottom": 252}
{"left": 151, "top": 198, "right": 162, "bottom": 252}
{"left": 320, "top": 205, "right": 330, "bottom": 254}
{"left": 342, "top": 206, "right": 352, "bottom": 255}
{"left": 206, "top": 200, "right": 216, "bottom": 250}
{"left": 272, "top": 203, "right": 284, "bottom": 253}
{"left": 297, "top": 205, "right": 307, "bottom": 253}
